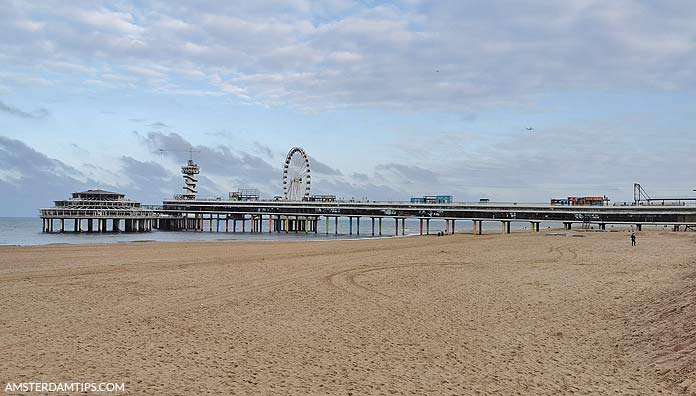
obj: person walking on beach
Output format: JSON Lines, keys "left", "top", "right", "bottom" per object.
{"left": 631, "top": 233, "right": 636, "bottom": 246}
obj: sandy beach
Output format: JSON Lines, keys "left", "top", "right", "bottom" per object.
{"left": 1, "top": 231, "right": 694, "bottom": 395}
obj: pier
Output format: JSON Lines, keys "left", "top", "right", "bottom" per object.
{"left": 152, "top": 199, "right": 696, "bottom": 235}
{"left": 39, "top": 190, "right": 157, "bottom": 233}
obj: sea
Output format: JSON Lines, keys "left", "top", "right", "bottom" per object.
{"left": 0, "top": 217, "right": 548, "bottom": 246}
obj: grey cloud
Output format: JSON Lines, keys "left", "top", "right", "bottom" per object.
{"left": 312, "top": 179, "right": 408, "bottom": 202}
{"left": 118, "top": 156, "right": 223, "bottom": 202}
{"left": 0, "top": 100, "right": 49, "bottom": 119}
{"left": 375, "top": 163, "right": 440, "bottom": 184}
{"left": 253, "top": 141, "right": 273, "bottom": 158}
{"left": 309, "top": 156, "right": 342, "bottom": 175}
{"left": 3, "top": 2, "right": 695, "bottom": 111}
{"left": 0, "top": 137, "right": 101, "bottom": 216}
{"left": 141, "top": 131, "right": 281, "bottom": 196}
{"left": 441, "top": 115, "right": 696, "bottom": 203}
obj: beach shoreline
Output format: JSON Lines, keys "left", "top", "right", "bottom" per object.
{"left": 1, "top": 231, "right": 694, "bottom": 395}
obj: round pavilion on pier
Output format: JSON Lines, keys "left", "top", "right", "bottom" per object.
{"left": 39, "top": 189, "right": 158, "bottom": 233}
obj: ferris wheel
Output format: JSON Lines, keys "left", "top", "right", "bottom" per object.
{"left": 282, "top": 147, "right": 311, "bottom": 201}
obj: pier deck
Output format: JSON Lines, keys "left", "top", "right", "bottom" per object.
{"left": 156, "top": 199, "right": 696, "bottom": 235}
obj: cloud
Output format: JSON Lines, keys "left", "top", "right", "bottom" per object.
{"left": 253, "top": 142, "right": 273, "bottom": 158}
{"left": 0, "top": 137, "right": 97, "bottom": 215}
{"left": 140, "top": 131, "right": 281, "bottom": 196}
{"left": 118, "top": 156, "right": 225, "bottom": 202}
{"left": 309, "top": 156, "right": 342, "bottom": 175}
{"left": 2, "top": 2, "right": 695, "bottom": 111}
{"left": 0, "top": 100, "right": 49, "bottom": 119}
{"left": 147, "top": 122, "right": 170, "bottom": 129}
{"left": 375, "top": 163, "right": 439, "bottom": 185}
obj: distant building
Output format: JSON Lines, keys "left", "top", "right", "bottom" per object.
{"left": 307, "top": 195, "right": 337, "bottom": 202}
{"left": 551, "top": 196, "right": 609, "bottom": 206}
{"left": 229, "top": 189, "right": 260, "bottom": 201}
{"left": 410, "top": 195, "right": 452, "bottom": 204}
{"left": 40, "top": 189, "right": 156, "bottom": 233}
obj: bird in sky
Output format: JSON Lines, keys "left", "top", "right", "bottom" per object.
{"left": 526, "top": 127, "right": 534, "bottom": 131}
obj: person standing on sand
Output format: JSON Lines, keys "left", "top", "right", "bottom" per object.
{"left": 631, "top": 233, "right": 636, "bottom": 246}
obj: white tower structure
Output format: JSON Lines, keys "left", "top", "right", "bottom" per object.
{"left": 181, "top": 159, "right": 200, "bottom": 199}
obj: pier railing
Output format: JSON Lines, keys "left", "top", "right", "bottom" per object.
{"left": 39, "top": 208, "right": 159, "bottom": 219}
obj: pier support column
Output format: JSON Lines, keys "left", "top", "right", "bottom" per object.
{"left": 379, "top": 218, "right": 382, "bottom": 236}
{"left": 564, "top": 222, "right": 572, "bottom": 230}
{"left": 335, "top": 216, "right": 339, "bottom": 235}
{"left": 88, "top": 219, "right": 93, "bottom": 232}
{"left": 451, "top": 219, "right": 455, "bottom": 234}
{"left": 349, "top": 217, "right": 353, "bottom": 235}
{"left": 445, "top": 219, "right": 449, "bottom": 234}
{"left": 233, "top": 219, "right": 237, "bottom": 233}
{"left": 474, "top": 220, "right": 482, "bottom": 235}
{"left": 357, "top": 217, "right": 360, "bottom": 235}
{"left": 74, "top": 219, "right": 79, "bottom": 232}
{"left": 419, "top": 219, "right": 423, "bottom": 235}
{"left": 599, "top": 223, "right": 606, "bottom": 231}
{"left": 60, "top": 219, "right": 64, "bottom": 233}
{"left": 636, "top": 224, "right": 642, "bottom": 231}
{"left": 402, "top": 218, "right": 406, "bottom": 235}
{"left": 242, "top": 217, "right": 246, "bottom": 233}
{"left": 371, "top": 218, "right": 375, "bottom": 236}
{"left": 395, "top": 218, "right": 399, "bottom": 236}
{"left": 426, "top": 219, "right": 430, "bottom": 235}
{"left": 501, "top": 221, "right": 511, "bottom": 234}
{"left": 113, "top": 219, "right": 120, "bottom": 232}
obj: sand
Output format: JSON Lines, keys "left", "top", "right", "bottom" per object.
{"left": 1, "top": 231, "right": 694, "bottom": 395}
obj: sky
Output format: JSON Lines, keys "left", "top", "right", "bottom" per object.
{"left": 1, "top": 0, "right": 696, "bottom": 216}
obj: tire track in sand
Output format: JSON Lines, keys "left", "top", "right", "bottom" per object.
{"left": 324, "top": 262, "right": 468, "bottom": 302}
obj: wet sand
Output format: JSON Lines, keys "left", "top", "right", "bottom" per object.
{"left": 1, "top": 231, "right": 694, "bottom": 395}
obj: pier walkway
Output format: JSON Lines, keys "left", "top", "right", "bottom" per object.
{"left": 154, "top": 199, "right": 696, "bottom": 235}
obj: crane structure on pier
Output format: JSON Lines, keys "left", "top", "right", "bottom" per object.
{"left": 633, "top": 183, "right": 651, "bottom": 204}
{"left": 160, "top": 147, "right": 201, "bottom": 200}
{"left": 634, "top": 182, "right": 696, "bottom": 206}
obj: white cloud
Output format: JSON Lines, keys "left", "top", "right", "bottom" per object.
{"left": 1, "top": 1, "right": 696, "bottom": 111}
{"left": 71, "top": 8, "right": 143, "bottom": 35}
